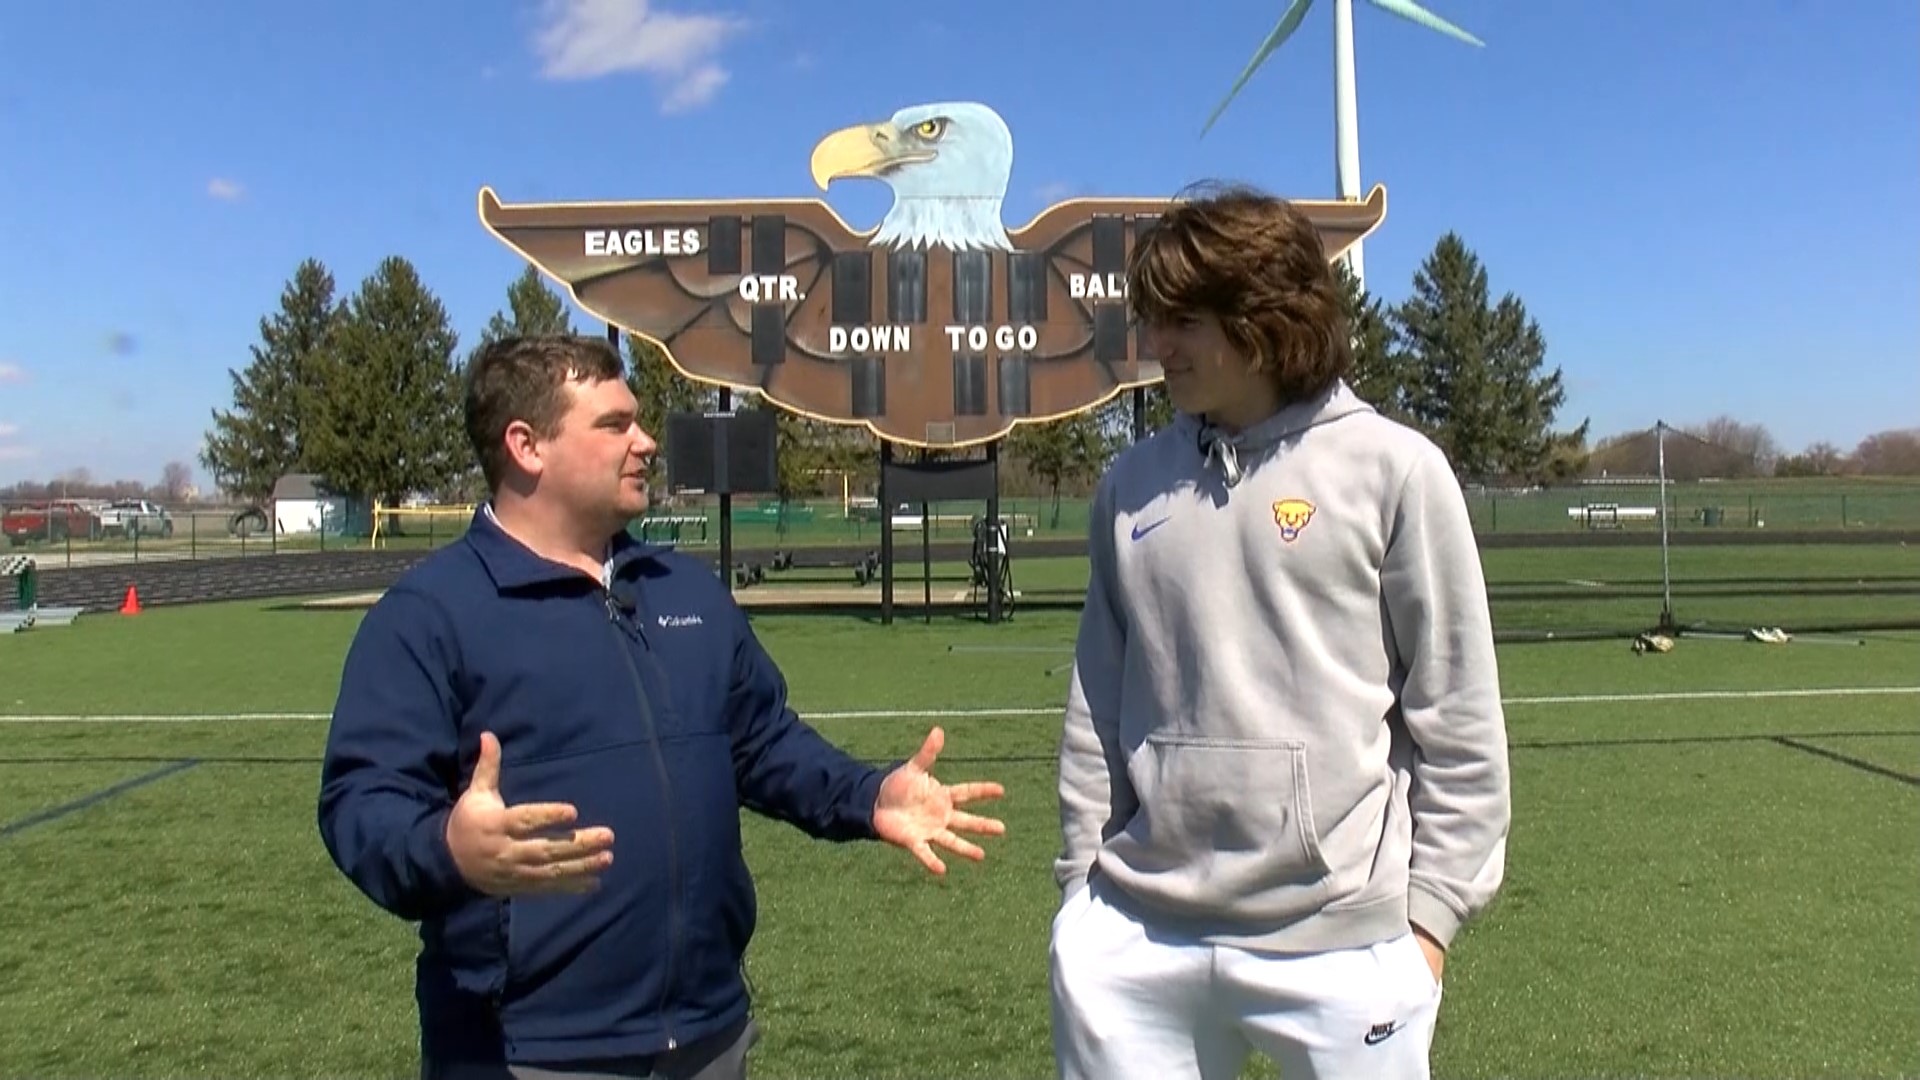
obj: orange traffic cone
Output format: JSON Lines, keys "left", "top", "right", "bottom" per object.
{"left": 119, "top": 585, "right": 142, "bottom": 615}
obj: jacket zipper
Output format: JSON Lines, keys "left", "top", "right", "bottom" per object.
{"left": 605, "top": 587, "right": 681, "bottom": 1052}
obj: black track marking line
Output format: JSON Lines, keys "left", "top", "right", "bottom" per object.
{"left": 0, "top": 759, "right": 202, "bottom": 839}
{"left": 1771, "top": 737, "right": 1920, "bottom": 789}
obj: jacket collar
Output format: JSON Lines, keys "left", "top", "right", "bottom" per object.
{"left": 464, "top": 503, "right": 673, "bottom": 591}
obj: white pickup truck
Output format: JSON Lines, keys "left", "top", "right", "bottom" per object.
{"left": 96, "top": 499, "right": 175, "bottom": 538}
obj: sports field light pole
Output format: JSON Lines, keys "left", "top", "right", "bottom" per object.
{"left": 1656, "top": 420, "right": 1675, "bottom": 633}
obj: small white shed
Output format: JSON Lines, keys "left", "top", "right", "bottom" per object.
{"left": 271, "top": 473, "right": 353, "bottom": 536}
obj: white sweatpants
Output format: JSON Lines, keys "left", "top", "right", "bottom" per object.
{"left": 1049, "top": 878, "right": 1444, "bottom": 1080}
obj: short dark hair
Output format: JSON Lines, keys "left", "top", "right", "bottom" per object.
{"left": 1127, "top": 180, "right": 1352, "bottom": 402}
{"left": 464, "top": 335, "right": 626, "bottom": 489}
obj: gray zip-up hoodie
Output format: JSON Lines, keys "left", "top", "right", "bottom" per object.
{"left": 1055, "top": 380, "right": 1510, "bottom": 953}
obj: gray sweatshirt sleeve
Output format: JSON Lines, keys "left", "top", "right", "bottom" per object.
{"left": 1054, "top": 477, "right": 1136, "bottom": 898}
{"left": 1380, "top": 443, "right": 1512, "bottom": 950}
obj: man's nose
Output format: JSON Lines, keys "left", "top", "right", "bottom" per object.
{"left": 632, "top": 427, "right": 658, "bottom": 456}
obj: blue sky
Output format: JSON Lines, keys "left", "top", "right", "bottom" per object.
{"left": 1, "top": 0, "right": 1915, "bottom": 487}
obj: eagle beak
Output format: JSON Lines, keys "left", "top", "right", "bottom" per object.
{"left": 809, "top": 121, "right": 934, "bottom": 190}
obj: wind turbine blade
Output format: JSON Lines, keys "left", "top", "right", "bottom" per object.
{"left": 1366, "top": 0, "right": 1485, "bottom": 46}
{"left": 1201, "top": 0, "right": 1318, "bottom": 138}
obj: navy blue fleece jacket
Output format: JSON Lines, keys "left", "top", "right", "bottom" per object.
{"left": 317, "top": 508, "right": 888, "bottom": 1066}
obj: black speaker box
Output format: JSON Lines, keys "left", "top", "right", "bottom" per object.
{"left": 665, "top": 409, "right": 777, "bottom": 495}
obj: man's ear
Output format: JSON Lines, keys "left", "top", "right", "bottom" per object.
{"left": 502, "top": 419, "right": 544, "bottom": 478}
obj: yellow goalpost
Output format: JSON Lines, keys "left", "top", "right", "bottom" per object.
{"left": 808, "top": 468, "right": 853, "bottom": 515}
{"left": 368, "top": 501, "right": 478, "bottom": 549}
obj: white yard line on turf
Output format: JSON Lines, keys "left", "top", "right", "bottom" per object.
{"left": 2, "top": 685, "right": 1919, "bottom": 724}
{"left": 1503, "top": 685, "right": 1920, "bottom": 706}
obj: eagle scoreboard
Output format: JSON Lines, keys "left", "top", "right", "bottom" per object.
{"left": 478, "top": 102, "right": 1387, "bottom": 451}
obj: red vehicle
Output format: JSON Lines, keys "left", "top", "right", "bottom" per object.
{"left": 1, "top": 500, "right": 103, "bottom": 545}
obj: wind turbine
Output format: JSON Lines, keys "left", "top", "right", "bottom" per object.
{"left": 1202, "top": 0, "right": 1483, "bottom": 290}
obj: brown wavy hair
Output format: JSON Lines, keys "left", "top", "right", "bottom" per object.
{"left": 1127, "top": 180, "right": 1351, "bottom": 403}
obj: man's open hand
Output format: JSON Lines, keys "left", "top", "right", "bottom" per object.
{"left": 446, "top": 732, "right": 615, "bottom": 896}
{"left": 873, "top": 727, "right": 1007, "bottom": 875}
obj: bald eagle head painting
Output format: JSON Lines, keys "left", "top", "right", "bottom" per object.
{"left": 474, "top": 100, "right": 1388, "bottom": 450}
{"left": 808, "top": 101, "right": 1016, "bottom": 253}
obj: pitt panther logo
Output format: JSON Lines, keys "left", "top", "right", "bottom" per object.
{"left": 1272, "top": 498, "right": 1316, "bottom": 543}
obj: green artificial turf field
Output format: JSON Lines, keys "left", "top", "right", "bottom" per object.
{"left": 2, "top": 544, "right": 1917, "bottom": 1078}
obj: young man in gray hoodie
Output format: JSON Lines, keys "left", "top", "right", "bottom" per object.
{"left": 1049, "top": 182, "right": 1511, "bottom": 1080}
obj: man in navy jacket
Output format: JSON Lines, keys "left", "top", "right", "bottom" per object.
{"left": 317, "top": 335, "right": 1006, "bottom": 1079}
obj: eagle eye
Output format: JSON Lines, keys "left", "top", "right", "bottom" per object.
{"left": 912, "top": 118, "right": 947, "bottom": 141}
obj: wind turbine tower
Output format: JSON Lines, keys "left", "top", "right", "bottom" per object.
{"left": 1203, "top": 0, "right": 1484, "bottom": 291}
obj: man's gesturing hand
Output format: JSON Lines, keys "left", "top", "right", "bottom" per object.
{"left": 873, "top": 726, "right": 1007, "bottom": 876}
{"left": 445, "top": 732, "right": 615, "bottom": 896}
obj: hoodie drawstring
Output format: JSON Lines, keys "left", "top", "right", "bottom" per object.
{"left": 1201, "top": 428, "right": 1244, "bottom": 488}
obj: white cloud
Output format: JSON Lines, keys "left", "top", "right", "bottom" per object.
{"left": 0, "top": 445, "right": 35, "bottom": 462}
{"left": 0, "top": 423, "right": 18, "bottom": 438}
{"left": 533, "top": 0, "right": 748, "bottom": 113}
{"left": 207, "top": 177, "right": 244, "bottom": 201}
{"left": 660, "top": 65, "right": 728, "bottom": 114}
{"left": 0, "top": 361, "right": 24, "bottom": 383}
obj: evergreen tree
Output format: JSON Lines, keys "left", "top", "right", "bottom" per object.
{"left": 479, "top": 265, "right": 573, "bottom": 346}
{"left": 200, "top": 259, "right": 339, "bottom": 503}
{"left": 304, "top": 257, "right": 467, "bottom": 506}
{"left": 623, "top": 334, "right": 717, "bottom": 494}
{"left": 1333, "top": 261, "right": 1412, "bottom": 421}
{"left": 1391, "top": 233, "right": 1586, "bottom": 480}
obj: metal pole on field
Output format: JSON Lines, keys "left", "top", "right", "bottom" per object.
{"left": 1656, "top": 420, "right": 1674, "bottom": 632}
{"left": 986, "top": 440, "right": 1003, "bottom": 625}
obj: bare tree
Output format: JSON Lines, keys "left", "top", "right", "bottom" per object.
{"left": 1851, "top": 429, "right": 1920, "bottom": 476}
{"left": 160, "top": 461, "right": 194, "bottom": 502}
{"left": 1774, "top": 441, "right": 1847, "bottom": 477}
{"left": 1680, "top": 416, "right": 1780, "bottom": 477}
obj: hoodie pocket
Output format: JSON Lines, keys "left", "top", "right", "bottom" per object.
{"left": 1110, "top": 733, "right": 1330, "bottom": 917}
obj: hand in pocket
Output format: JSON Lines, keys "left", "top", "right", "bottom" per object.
{"left": 1413, "top": 925, "right": 1445, "bottom": 989}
